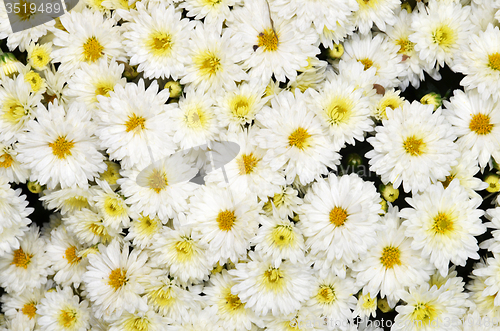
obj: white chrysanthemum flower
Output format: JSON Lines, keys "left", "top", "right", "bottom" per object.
{"left": 64, "top": 208, "right": 120, "bottom": 246}
{"left": 189, "top": 184, "right": 262, "bottom": 265}
{"left": 428, "top": 267, "right": 469, "bottom": 304}
{"left": 229, "top": 251, "right": 314, "bottom": 317}
{"left": 0, "top": 178, "right": 32, "bottom": 256}
{"left": 255, "top": 90, "right": 341, "bottom": 186}
{"left": 204, "top": 270, "right": 262, "bottom": 330}
{"left": 144, "top": 274, "right": 204, "bottom": 323}
{"left": 480, "top": 208, "right": 500, "bottom": 253}
{"left": 120, "top": 2, "right": 195, "bottom": 80}
{"left": 409, "top": 1, "right": 474, "bottom": 68}
{"left": 180, "top": 0, "right": 242, "bottom": 33}
{"left": 172, "top": 87, "right": 220, "bottom": 150}
{"left": 467, "top": 260, "right": 500, "bottom": 319}
{"left": 298, "top": 173, "right": 382, "bottom": 278}
{"left": 40, "top": 186, "right": 97, "bottom": 216}
{"left": 287, "top": 58, "right": 328, "bottom": 93}
{"left": 354, "top": 293, "right": 378, "bottom": 319}
{"left": 43, "top": 67, "right": 70, "bottom": 107}
{"left": 180, "top": 24, "right": 247, "bottom": 95}
{"left": 50, "top": 8, "right": 124, "bottom": 75}
{"left": 26, "top": 41, "right": 52, "bottom": 71}
{"left": 83, "top": 240, "right": 150, "bottom": 319}
{"left": 262, "top": 186, "right": 303, "bottom": 219}
{"left": 342, "top": 32, "right": 405, "bottom": 89}
{"left": 305, "top": 273, "right": 358, "bottom": 323}
{"left": 205, "top": 129, "right": 286, "bottom": 200}
{"left": 371, "top": 88, "right": 405, "bottom": 121}
{"left": 251, "top": 212, "right": 306, "bottom": 267}
{"left": 400, "top": 180, "right": 486, "bottom": 277}
{"left": 92, "top": 180, "right": 131, "bottom": 230}
{"left": 1, "top": 286, "right": 47, "bottom": 328}
{"left": 352, "top": 0, "right": 400, "bottom": 34}
{"left": 0, "top": 226, "right": 50, "bottom": 293}
{"left": 214, "top": 80, "right": 269, "bottom": 132}
{"left": 16, "top": 101, "right": 106, "bottom": 189}
{"left": 37, "top": 286, "right": 90, "bottom": 331}
{"left": 366, "top": 101, "right": 459, "bottom": 194}
{"left": 45, "top": 227, "right": 90, "bottom": 288}
{"left": 95, "top": 79, "right": 176, "bottom": 171}
{"left": 0, "top": 73, "right": 42, "bottom": 144}
{"left": 385, "top": 8, "right": 441, "bottom": 90}
{"left": 264, "top": 307, "right": 328, "bottom": 331}
{"left": 229, "top": 0, "right": 319, "bottom": 83}
{"left": 443, "top": 89, "right": 500, "bottom": 170}
{"left": 119, "top": 153, "right": 198, "bottom": 222}
{"left": 469, "top": 2, "right": 498, "bottom": 33}
{"left": 65, "top": 59, "right": 126, "bottom": 111}
{"left": 124, "top": 214, "right": 163, "bottom": 250}
{"left": 393, "top": 282, "right": 467, "bottom": 331}
{"left": 307, "top": 74, "right": 373, "bottom": 150}
{"left": 150, "top": 226, "right": 212, "bottom": 286}
{"left": 352, "top": 206, "right": 434, "bottom": 308}
{"left": 0, "top": 142, "right": 29, "bottom": 184}
{"left": 108, "top": 308, "right": 168, "bottom": 331}
{"left": 336, "top": 59, "right": 378, "bottom": 99}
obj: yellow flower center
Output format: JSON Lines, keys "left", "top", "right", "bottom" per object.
{"left": 257, "top": 29, "right": 279, "bottom": 52}
{"left": 431, "top": 25, "right": 456, "bottom": 49}
{"left": 148, "top": 32, "right": 173, "bottom": 56}
{"left": 325, "top": 98, "right": 352, "bottom": 125}
{"left": 0, "top": 153, "right": 13, "bottom": 168}
{"left": 329, "top": 207, "right": 348, "bottom": 227}
{"left": 174, "top": 239, "right": 194, "bottom": 262}
{"left": 361, "top": 294, "right": 377, "bottom": 310}
{"left": 203, "top": 0, "right": 222, "bottom": 5}
{"left": 30, "top": 46, "right": 51, "bottom": 69}
{"left": 148, "top": 169, "right": 168, "bottom": 194}
{"left": 137, "top": 215, "right": 161, "bottom": 237}
{"left": 11, "top": 247, "right": 33, "bottom": 269}
{"left": 469, "top": 113, "right": 493, "bottom": 135}
{"left": 25, "top": 71, "right": 43, "bottom": 92}
{"left": 148, "top": 287, "right": 175, "bottom": 308}
{"left": 194, "top": 51, "right": 222, "bottom": 77}
{"left": 15, "top": 0, "right": 34, "bottom": 21}
{"left": 124, "top": 316, "right": 151, "bottom": 331}
{"left": 357, "top": 0, "right": 379, "bottom": 8}
{"left": 22, "top": 303, "right": 37, "bottom": 319}
{"left": 271, "top": 224, "right": 295, "bottom": 247}
{"left": 100, "top": 161, "right": 121, "bottom": 185}
{"left": 89, "top": 222, "right": 106, "bottom": 236}
{"left": 108, "top": 268, "right": 127, "bottom": 291}
{"left": 288, "top": 127, "right": 311, "bottom": 150}
{"left": 3, "top": 100, "right": 26, "bottom": 124}
{"left": 216, "top": 210, "right": 236, "bottom": 231}
{"left": 488, "top": 52, "right": 500, "bottom": 71}
{"left": 403, "top": 135, "right": 425, "bottom": 156}
{"left": 125, "top": 114, "right": 146, "bottom": 133}
{"left": 66, "top": 196, "right": 88, "bottom": 209}
{"left": 184, "top": 107, "right": 207, "bottom": 129}
{"left": 64, "top": 246, "right": 82, "bottom": 265}
{"left": 230, "top": 95, "right": 252, "bottom": 118}
{"left": 58, "top": 308, "right": 77, "bottom": 328}
{"left": 316, "top": 285, "right": 336, "bottom": 304}
{"left": 395, "top": 38, "right": 415, "bottom": 55}
{"left": 49, "top": 136, "right": 75, "bottom": 159}
{"left": 82, "top": 36, "right": 104, "bottom": 63}
{"left": 358, "top": 58, "right": 374, "bottom": 70}
{"left": 432, "top": 212, "right": 454, "bottom": 235}
{"left": 411, "top": 302, "right": 438, "bottom": 326}
{"left": 103, "top": 196, "right": 125, "bottom": 217}
{"left": 441, "top": 173, "right": 455, "bottom": 189}
{"left": 236, "top": 153, "right": 259, "bottom": 175}
{"left": 380, "top": 246, "right": 401, "bottom": 269}
{"left": 263, "top": 267, "right": 285, "bottom": 292}
{"left": 224, "top": 290, "right": 244, "bottom": 312}
{"left": 95, "top": 84, "right": 113, "bottom": 97}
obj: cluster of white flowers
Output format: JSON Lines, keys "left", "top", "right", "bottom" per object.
{"left": 0, "top": 0, "right": 500, "bottom": 330}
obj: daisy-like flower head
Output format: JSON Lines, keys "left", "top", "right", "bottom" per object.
{"left": 65, "top": 58, "right": 127, "bottom": 111}
{"left": 366, "top": 100, "right": 460, "bottom": 194}
{"left": 1, "top": 286, "right": 47, "bottom": 328}
{"left": 143, "top": 274, "right": 204, "bottom": 323}
{"left": 108, "top": 308, "right": 169, "bottom": 331}
{"left": 189, "top": 184, "right": 262, "bottom": 265}
{"left": 467, "top": 259, "right": 500, "bottom": 319}
{"left": 229, "top": 250, "right": 314, "bottom": 317}
{"left": 342, "top": 32, "right": 405, "bottom": 89}
{"left": 0, "top": 225, "right": 50, "bottom": 293}
{"left": 119, "top": 152, "right": 198, "bottom": 222}
{"left": 308, "top": 74, "right": 373, "bottom": 150}
{"left": 0, "top": 73, "right": 42, "bottom": 144}
{"left": 443, "top": 89, "right": 500, "bottom": 171}
{"left": 255, "top": 89, "right": 341, "bottom": 186}
{"left": 82, "top": 240, "right": 150, "bottom": 319}
{"left": 298, "top": 173, "right": 382, "bottom": 278}
{"left": 352, "top": 206, "right": 435, "bottom": 308}
{"left": 354, "top": 293, "right": 378, "bottom": 319}
{"left": 180, "top": 23, "right": 247, "bottom": 96}
{"left": 262, "top": 185, "right": 303, "bottom": 219}
{"left": 400, "top": 180, "right": 486, "bottom": 277}
{"left": 352, "top": 0, "right": 400, "bottom": 34}
{"left": 124, "top": 213, "right": 163, "bottom": 250}
{"left": 180, "top": 0, "right": 241, "bottom": 33}
{"left": 229, "top": 0, "right": 319, "bottom": 83}
{"left": 95, "top": 79, "right": 176, "bottom": 170}
{"left": 172, "top": 87, "right": 220, "bottom": 150}
{"left": 92, "top": 179, "right": 131, "bottom": 230}
{"left": 16, "top": 100, "right": 106, "bottom": 189}
{"left": 150, "top": 226, "right": 212, "bottom": 286}
{"left": 50, "top": 8, "right": 124, "bottom": 75}
{"left": 26, "top": 41, "right": 53, "bottom": 71}
{"left": 64, "top": 207, "right": 121, "bottom": 246}
{"left": 393, "top": 282, "right": 467, "bottom": 331}
{"left": 204, "top": 270, "right": 262, "bottom": 330}
{"left": 121, "top": 2, "right": 196, "bottom": 80}
{"left": 40, "top": 186, "right": 98, "bottom": 216}
{"left": 409, "top": 1, "right": 474, "bottom": 68}
{"left": 37, "top": 286, "right": 90, "bottom": 331}
{"left": 372, "top": 88, "right": 405, "bottom": 121}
